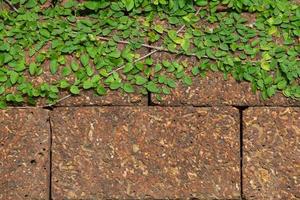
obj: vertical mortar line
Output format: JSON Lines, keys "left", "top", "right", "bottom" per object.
{"left": 47, "top": 110, "right": 53, "bottom": 200}
{"left": 237, "top": 106, "right": 248, "bottom": 200}
{"left": 147, "top": 34, "right": 153, "bottom": 106}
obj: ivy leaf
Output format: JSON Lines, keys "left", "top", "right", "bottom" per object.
{"left": 50, "top": 60, "right": 59, "bottom": 74}
{"left": 168, "top": 30, "right": 181, "bottom": 44}
{"left": 70, "top": 85, "right": 80, "bottom": 95}
{"left": 122, "top": 0, "right": 134, "bottom": 11}
{"left": 154, "top": 25, "right": 164, "bottom": 34}
{"left": 71, "top": 61, "right": 79, "bottom": 72}
{"left": 261, "top": 61, "right": 270, "bottom": 71}
{"left": 167, "top": 79, "right": 176, "bottom": 88}
{"left": 0, "top": 43, "right": 10, "bottom": 51}
{"left": 109, "top": 50, "right": 121, "bottom": 58}
{"left": 267, "top": 86, "right": 276, "bottom": 97}
{"left": 181, "top": 39, "right": 190, "bottom": 52}
{"left": 62, "top": 67, "right": 72, "bottom": 77}
{"left": 84, "top": 1, "right": 100, "bottom": 10}
{"left": 9, "top": 71, "right": 19, "bottom": 85}
{"left": 183, "top": 76, "right": 192, "bottom": 86}
{"left": 29, "top": 63, "right": 37, "bottom": 76}
{"left": 40, "top": 29, "right": 50, "bottom": 38}
{"left": 83, "top": 80, "right": 93, "bottom": 89}
{"left": 96, "top": 85, "right": 107, "bottom": 95}
{"left": 110, "top": 82, "right": 122, "bottom": 90}
{"left": 123, "top": 83, "right": 135, "bottom": 93}
{"left": 146, "top": 82, "right": 159, "bottom": 93}
{"left": 123, "top": 63, "right": 134, "bottom": 73}
{"left": 135, "top": 75, "right": 148, "bottom": 85}
{"left": 60, "top": 80, "right": 70, "bottom": 89}
{"left": 0, "top": 86, "right": 5, "bottom": 95}
{"left": 277, "top": 80, "right": 287, "bottom": 90}
{"left": 80, "top": 54, "right": 89, "bottom": 66}
{"left": 40, "top": 0, "right": 47, "bottom": 4}
{"left": 196, "top": 0, "right": 208, "bottom": 6}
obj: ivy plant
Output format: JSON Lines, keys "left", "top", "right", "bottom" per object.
{"left": 0, "top": 0, "right": 299, "bottom": 108}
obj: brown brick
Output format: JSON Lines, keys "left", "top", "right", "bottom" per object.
{"left": 150, "top": 53, "right": 299, "bottom": 106}
{"left": 243, "top": 107, "right": 300, "bottom": 199}
{"left": 50, "top": 107, "right": 240, "bottom": 199}
{"left": 0, "top": 109, "right": 50, "bottom": 200}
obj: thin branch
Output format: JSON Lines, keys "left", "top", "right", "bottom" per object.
{"left": 3, "top": 0, "right": 18, "bottom": 12}
{"left": 46, "top": 94, "right": 73, "bottom": 107}
{"left": 177, "top": 7, "right": 201, "bottom": 33}
{"left": 108, "top": 51, "right": 159, "bottom": 76}
{"left": 97, "top": 36, "right": 165, "bottom": 52}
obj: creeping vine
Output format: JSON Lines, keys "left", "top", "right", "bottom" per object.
{"left": 0, "top": 0, "right": 299, "bottom": 108}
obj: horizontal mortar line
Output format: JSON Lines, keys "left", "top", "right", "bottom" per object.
{"left": 6, "top": 104, "right": 300, "bottom": 110}
{"left": 47, "top": 112, "right": 53, "bottom": 200}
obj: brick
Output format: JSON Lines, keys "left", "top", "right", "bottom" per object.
{"left": 50, "top": 107, "right": 240, "bottom": 199}
{"left": 0, "top": 109, "right": 50, "bottom": 200}
{"left": 150, "top": 53, "right": 300, "bottom": 106}
{"left": 243, "top": 108, "right": 300, "bottom": 199}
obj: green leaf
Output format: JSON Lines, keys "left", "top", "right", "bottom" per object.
{"left": 122, "top": 0, "right": 134, "bottom": 11}
{"left": 168, "top": 30, "right": 181, "bottom": 44}
{"left": 192, "top": 67, "right": 200, "bottom": 76}
{"left": 84, "top": 1, "right": 100, "bottom": 10}
{"left": 9, "top": 71, "right": 19, "bottom": 85}
{"left": 62, "top": 67, "right": 72, "bottom": 77}
{"left": 80, "top": 54, "right": 90, "bottom": 66}
{"left": 96, "top": 85, "right": 107, "bottom": 95}
{"left": 123, "top": 63, "right": 134, "bottom": 73}
{"left": 50, "top": 60, "right": 59, "bottom": 74}
{"left": 277, "top": 80, "right": 287, "bottom": 90}
{"left": 71, "top": 61, "right": 79, "bottom": 72}
{"left": 154, "top": 25, "right": 164, "bottom": 34}
{"left": 110, "top": 82, "right": 122, "bottom": 90}
{"left": 135, "top": 75, "right": 148, "bottom": 85}
{"left": 29, "top": 63, "right": 37, "bottom": 76}
{"left": 261, "top": 61, "right": 270, "bottom": 71}
{"left": 109, "top": 50, "right": 121, "bottom": 58}
{"left": 146, "top": 82, "right": 159, "bottom": 93}
{"left": 196, "top": 0, "right": 208, "bottom": 6}
{"left": 0, "top": 86, "right": 5, "bottom": 95}
{"left": 0, "top": 101, "right": 6, "bottom": 109}
{"left": 123, "top": 83, "right": 135, "bottom": 93}
{"left": 183, "top": 76, "right": 192, "bottom": 86}
{"left": 167, "top": 79, "right": 176, "bottom": 88}
{"left": 40, "top": 29, "right": 51, "bottom": 38}
{"left": 0, "top": 43, "right": 10, "bottom": 51}
{"left": 267, "top": 86, "right": 276, "bottom": 97}
{"left": 181, "top": 39, "right": 190, "bottom": 52}
{"left": 60, "top": 80, "right": 70, "bottom": 89}
{"left": 70, "top": 85, "right": 80, "bottom": 95}
{"left": 83, "top": 80, "right": 93, "bottom": 89}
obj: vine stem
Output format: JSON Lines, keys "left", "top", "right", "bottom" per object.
{"left": 3, "top": 0, "right": 18, "bottom": 12}
{"left": 42, "top": 7, "right": 202, "bottom": 108}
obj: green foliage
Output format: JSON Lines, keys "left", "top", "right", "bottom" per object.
{"left": 0, "top": 0, "right": 299, "bottom": 108}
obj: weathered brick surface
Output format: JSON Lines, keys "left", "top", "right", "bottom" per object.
{"left": 0, "top": 109, "right": 50, "bottom": 200}
{"left": 150, "top": 53, "right": 300, "bottom": 106}
{"left": 43, "top": 90, "right": 147, "bottom": 107}
{"left": 243, "top": 108, "right": 300, "bottom": 199}
{"left": 50, "top": 107, "right": 240, "bottom": 199}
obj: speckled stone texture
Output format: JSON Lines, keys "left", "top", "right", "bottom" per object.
{"left": 50, "top": 107, "right": 240, "bottom": 199}
{"left": 150, "top": 52, "right": 300, "bottom": 106}
{"left": 243, "top": 108, "right": 300, "bottom": 199}
{"left": 0, "top": 109, "right": 50, "bottom": 200}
